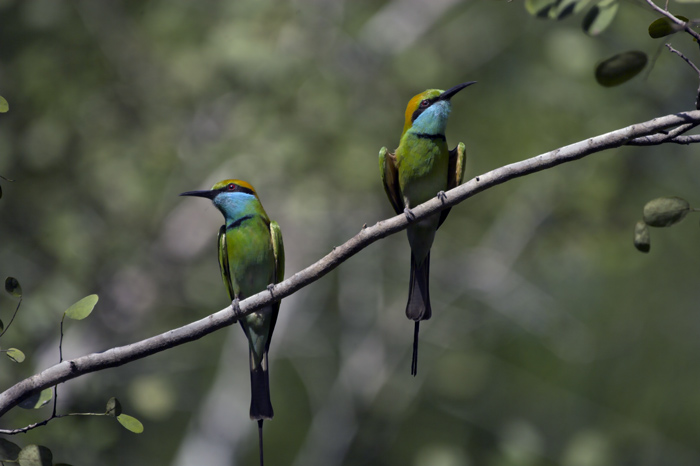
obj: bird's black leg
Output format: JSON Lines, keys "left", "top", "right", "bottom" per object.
{"left": 266, "top": 284, "right": 275, "bottom": 296}
{"left": 404, "top": 207, "right": 416, "bottom": 221}
{"left": 437, "top": 190, "right": 447, "bottom": 203}
{"left": 231, "top": 298, "right": 243, "bottom": 319}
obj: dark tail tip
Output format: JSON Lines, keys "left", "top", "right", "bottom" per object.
{"left": 258, "top": 419, "right": 264, "bottom": 466}
{"left": 411, "top": 321, "right": 420, "bottom": 376}
{"left": 406, "top": 252, "right": 432, "bottom": 321}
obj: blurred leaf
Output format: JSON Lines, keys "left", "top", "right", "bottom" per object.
{"left": 643, "top": 196, "right": 690, "bottom": 227}
{"left": 106, "top": 397, "right": 123, "bottom": 417}
{"left": 595, "top": 51, "right": 647, "bottom": 86}
{"left": 648, "top": 15, "right": 689, "bottom": 38}
{"left": 64, "top": 294, "right": 98, "bottom": 320}
{"left": 117, "top": 414, "right": 144, "bottom": 433}
{"left": 525, "top": 0, "right": 560, "bottom": 17}
{"left": 634, "top": 221, "right": 651, "bottom": 253}
{"left": 0, "top": 96, "right": 8, "bottom": 113}
{"left": 6, "top": 347, "right": 25, "bottom": 363}
{"left": 582, "top": 0, "right": 619, "bottom": 35}
{"left": 551, "top": 0, "right": 589, "bottom": 19}
{"left": 17, "top": 445, "right": 52, "bottom": 466}
{"left": 19, "top": 388, "right": 53, "bottom": 410}
{"left": 0, "top": 438, "right": 22, "bottom": 461}
{"left": 5, "top": 277, "right": 22, "bottom": 298}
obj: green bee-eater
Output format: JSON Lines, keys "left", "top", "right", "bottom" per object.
{"left": 180, "top": 179, "right": 284, "bottom": 465}
{"left": 379, "top": 82, "right": 475, "bottom": 376}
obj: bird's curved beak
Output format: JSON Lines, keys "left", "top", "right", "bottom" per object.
{"left": 439, "top": 81, "right": 477, "bottom": 101}
{"left": 180, "top": 189, "right": 216, "bottom": 199}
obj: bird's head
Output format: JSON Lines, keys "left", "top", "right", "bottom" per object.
{"left": 401, "top": 81, "right": 476, "bottom": 137}
{"left": 180, "top": 179, "right": 263, "bottom": 220}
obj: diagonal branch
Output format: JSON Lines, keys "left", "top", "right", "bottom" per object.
{"left": 1, "top": 110, "right": 700, "bottom": 419}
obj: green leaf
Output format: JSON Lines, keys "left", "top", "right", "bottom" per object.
{"left": 0, "top": 96, "right": 8, "bottom": 113}
{"left": 6, "top": 347, "right": 25, "bottom": 363}
{"left": 19, "top": 388, "right": 53, "bottom": 409}
{"left": 634, "top": 221, "right": 651, "bottom": 253}
{"left": 595, "top": 51, "right": 647, "bottom": 87}
{"left": 117, "top": 414, "right": 144, "bottom": 433}
{"left": 106, "top": 397, "right": 123, "bottom": 417}
{"left": 0, "top": 438, "right": 22, "bottom": 461}
{"left": 582, "top": 0, "right": 619, "bottom": 35}
{"left": 18, "top": 445, "right": 52, "bottom": 466}
{"left": 648, "top": 15, "right": 689, "bottom": 38}
{"left": 643, "top": 196, "right": 690, "bottom": 227}
{"left": 64, "top": 294, "right": 98, "bottom": 320}
{"left": 550, "top": 0, "right": 589, "bottom": 19}
{"left": 5, "top": 277, "right": 22, "bottom": 298}
{"left": 525, "top": 0, "right": 559, "bottom": 17}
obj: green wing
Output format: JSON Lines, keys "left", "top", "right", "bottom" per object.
{"left": 379, "top": 146, "right": 404, "bottom": 215}
{"left": 266, "top": 220, "right": 285, "bottom": 349}
{"left": 270, "top": 221, "right": 285, "bottom": 285}
{"left": 438, "top": 142, "right": 467, "bottom": 229}
{"left": 217, "top": 225, "right": 236, "bottom": 301}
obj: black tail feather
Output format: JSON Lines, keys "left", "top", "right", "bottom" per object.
{"left": 411, "top": 322, "right": 420, "bottom": 376}
{"left": 258, "top": 419, "right": 264, "bottom": 466}
{"left": 249, "top": 351, "right": 273, "bottom": 420}
{"left": 406, "top": 252, "right": 431, "bottom": 375}
{"left": 406, "top": 252, "right": 431, "bottom": 321}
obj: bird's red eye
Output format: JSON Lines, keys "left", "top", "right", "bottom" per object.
{"left": 227, "top": 183, "right": 236, "bottom": 191}
{"left": 420, "top": 99, "right": 430, "bottom": 108}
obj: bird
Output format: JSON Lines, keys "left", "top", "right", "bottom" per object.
{"left": 379, "top": 81, "right": 475, "bottom": 376}
{"left": 180, "top": 179, "right": 284, "bottom": 466}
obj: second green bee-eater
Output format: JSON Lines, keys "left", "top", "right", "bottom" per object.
{"left": 379, "top": 81, "right": 475, "bottom": 376}
{"left": 180, "top": 179, "right": 284, "bottom": 466}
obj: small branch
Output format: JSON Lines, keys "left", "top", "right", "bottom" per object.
{"left": 1, "top": 110, "right": 700, "bottom": 418}
{"left": 666, "top": 44, "right": 700, "bottom": 76}
{"left": 0, "top": 298, "right": 22, "bottom": 338}
{"left": 627, "top": 122, "right": 699, "bottom": 145}
{"left": 645, "top": 0, "right": 700, "bottom": 42}
{"left": 665, "top": 44, "right": 700, "bottom": 109}
{"left": 0, "top": 412, "right": 104, "bottom": 435}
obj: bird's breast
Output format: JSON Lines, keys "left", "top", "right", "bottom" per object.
{"left": 396, "top": 136, "right": 449, "bottom": 206}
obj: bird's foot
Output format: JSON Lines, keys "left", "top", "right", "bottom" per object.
{"left": 404, "top": 207, "right": 416, "bottom": 221}
{"left": 231, "top": 298, "right": 244, "bottom": 319}
{"left": 266, "top": 284, "right": 275, "bottom": 296}
{"left": 437, "top": 191, "right": 447, "bottom": 203}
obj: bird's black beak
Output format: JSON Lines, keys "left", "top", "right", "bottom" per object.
{"left": 179, "top": 189, "right": 217, "bottom": 199}
{"left": 439, "top": 81, "right": 477, "bottom": 101}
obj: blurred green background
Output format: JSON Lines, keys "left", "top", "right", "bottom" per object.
{"left": 2, "top": 0, "right": 700, "bottom": 465}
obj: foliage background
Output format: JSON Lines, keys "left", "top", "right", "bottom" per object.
{"left": 1, "top": 0, "right": 700, "bottom": 464}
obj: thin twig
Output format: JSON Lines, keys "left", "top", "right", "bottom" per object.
{"left": 665, "top": 44, "right": 700, "bottom": 109}
{"left": 0, "top": 298, "right": 22, "bottom": 338}
{"left": 627, "top": 122, "right": 699, "bottom": 145}
{"left": 0, "top": 412, "right": 105, "bottom": 435}
{"left": 1, "top": 110, "right": 700, "bottom": 418}
{"left": 645, "top": 0, "right": 700, "bottom": 42}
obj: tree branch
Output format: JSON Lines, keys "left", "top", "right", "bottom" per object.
{"left": 1, "top": 110, "right": 700, "bottom": 419}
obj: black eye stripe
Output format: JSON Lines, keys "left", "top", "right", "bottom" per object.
{"left": 410, "top": 97, "right": 438, "bottom": 123}
{"left": 217, "top": 185, "right": 255, "bottom": 196}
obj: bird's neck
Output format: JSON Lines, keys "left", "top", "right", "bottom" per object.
{"left": 214, "top": 194, "right": 268, "bottom": 227}
{"left": 402, "top": 101, "right": 451, "bottom": 140}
